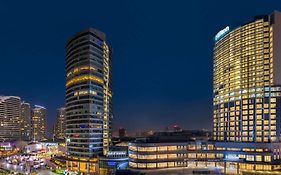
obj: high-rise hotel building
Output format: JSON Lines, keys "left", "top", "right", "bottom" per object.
{"left": 128, "top": 11, "right": 281, "bottom": 174}
{"left": 54, "top": 107, "right": 66, "bottom": 140}
{"left": 0, "top": 96, "right": 21, "bottom": 141}
{"left": 21, "top": 102, "right": 32, "bottom": 141}
{"left": 213, "top": 11, "right": 281, "bottom": 143}
{"left": 31, "top": 105, "right": 47, "bottom": 141}
{"left": 65, "top": 28, "right": 113, "bottom": 173}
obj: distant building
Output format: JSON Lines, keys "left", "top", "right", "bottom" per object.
{"left": 146, "top": 130, "right": 212, "bottom": 142}
{"left": 165, "top": 124, "right": 182, "bottom": 132}
{"left": 31, "top": 105, "right": 46, "bottom": 141}
{"left": 119, "top": 128, "right": 126, "bottom": 138}
{"left": 54, "top": 107, "right": 66, "bottom": 140}
{"left": 0, "top": 96, "right": 21, "bottom": 141}
{"left": 21, "top": 102, "right": 32, "bottom": 141}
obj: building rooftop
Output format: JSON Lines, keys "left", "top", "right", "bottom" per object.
{"left": 133, "top": 130, "right": 212, "bottom": 143}
{"left": 0, "top": 96, "right": 20, "bottom": 102}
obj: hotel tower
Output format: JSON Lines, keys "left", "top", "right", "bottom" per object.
{"left": 21, "top": 102, "right": 32, "bottom": 141}
{"left": 0, "top": 96, "right": 21, "bottom": 141}
{"left": 31, "top": 105, "right": 47, "bottom": 141}
{"left": 54, "top": 107, "right": 66, "bottom": 140}
{"left": 213, "top": 11, "right": 281, "bottom": 143}
{"left": 128, "top": 11, "right": 281, "bottom": 174}
{"left": 65, "top": 28, "right": 113, "bottom": 173}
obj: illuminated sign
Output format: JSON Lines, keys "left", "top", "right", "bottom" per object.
{"left": 34, "top": 105, "right": 46, "bottom": 109}
{"left": 215, "top": 26, "right": 230, "bottom": 42}
{"left": 225, "top": 154, "right": 239, "bottom": 160}
{"left": 107, "top": 151, "right": 127, "bottom": 156}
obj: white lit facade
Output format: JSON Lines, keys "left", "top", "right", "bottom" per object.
{"left": 0, "top": 96, "right": 21, "bottom": 141}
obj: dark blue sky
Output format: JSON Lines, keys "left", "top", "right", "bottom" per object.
{"left": 0, "top": 1, "right": 280, "bottom": 134}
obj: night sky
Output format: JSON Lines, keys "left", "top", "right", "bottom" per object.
{"left": 0, "top": 1, "right": 280, "bottom": 135}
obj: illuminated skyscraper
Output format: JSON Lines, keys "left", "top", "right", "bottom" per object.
{"left": 213, "top": 11, "right": 281, "bottom": 142}
{"left": 31, "top": 105, "right": 47, "bottom": 141}
{"left": 128, "top": 11, "right": 281, "bottom": 174}
{"left": 21, "top": 102, "right": 32, "bottom": 141}
{"left": 65, "top": 28, "right": 113, "bottom": 173}
{"left": 54, "top": 107, "right": 66, "bottom": 140}
{"left": 0, "top": 96, "right": 21, "bottom": 141}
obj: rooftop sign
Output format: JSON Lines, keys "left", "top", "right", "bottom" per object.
{"left": 34, "top": 105, "right": 46, "bottom": 109}
{"left": 214, "top": 26, "right": 230, "bottom": 42}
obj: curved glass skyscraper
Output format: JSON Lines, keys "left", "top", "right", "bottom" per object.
{"left": 65, "top": 28, "right": 113, "bottom": 173}
{"left": 213, "top": 11, "right": 281, "bottom": 143}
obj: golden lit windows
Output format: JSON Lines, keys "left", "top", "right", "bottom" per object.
{"left": 264, "top": 156, "right": 271, "bottom": 162}
{"left": 147, "top": 163, "right": 156, "bottom": 168}
{"left": 256, "top": 120, "right": 262, "bottom": 125}
{"left": 167, "top": 146, "right": 177, "bottom": 151}
{"left": 256, "top": 155, "right": 262, "bottom": 162}
{"left": 67, "top": 66, "right": 97, "bottom": 77}
{"left": 74, "top": 90, "right": 97, "bottom": 96}
{"left": 157, "top": 154, "right": 167, "bottom": 159}
{"left": 270, "top": 114, "right": 276, "bottom": 119}
{"left": 256, "top": 126, "right": 262, "bottom": 130}
{"left": 66, "top": 75, "right": 103, "bottom": 86}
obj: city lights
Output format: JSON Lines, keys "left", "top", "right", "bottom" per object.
{"left": 0, "top": 2, "right": 280, "bottom": 175}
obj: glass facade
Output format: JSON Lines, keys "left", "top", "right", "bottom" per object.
{"left": 0, "top": 96, "right": 21, "bottom": 141}
{"left": 128, "top": 11, "right": 281, "bottom": 174}
{"left": 21, "top": 102, "right": 32, "bottom": 141}
{"left": 65, "top": 28, "right": 113, "bottom": 173}
{"left": 54, "top": 107, "right": 66, "bottom": 140}
{"left": 31, "top": 105, "right": 47, "bottom": 141}
{"left": 128, "top": 141, "right": 281, "bottom": 173}
{"left": 213, "top": 12, "right": 281, "bottom": 142}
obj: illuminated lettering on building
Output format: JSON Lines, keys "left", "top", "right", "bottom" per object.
{"left": 215, "top": 26, "right": 230, "bottom": 42}
{"left": 225, "top": 154, "right": 240, "bottom": 160}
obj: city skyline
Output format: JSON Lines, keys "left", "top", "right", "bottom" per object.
{"left": 0, "top": 2, "right": 281, "bottom": 175}
{"left": 0, "top": 1, "right": 281, "bottom": 134}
